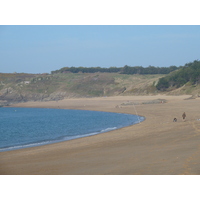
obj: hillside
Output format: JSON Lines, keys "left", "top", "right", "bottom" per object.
{"left": 2, "top": 59, "right": 200, "bottom": 107}
{"left": 156, "top": 60, "right": 200, "bottom": 96}
{"left": 0, "top": 72, "right": 164, "bottom": 106}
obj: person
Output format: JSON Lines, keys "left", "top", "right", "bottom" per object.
{"left": 182, "top": 112, "right": 186, "bottom": 121}
{"left": 173, "top": 118, "right": 177, "bottom": 122}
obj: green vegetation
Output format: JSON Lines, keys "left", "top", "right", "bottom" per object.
{"left": 51, "top": 65, "right": 179, "bottom": 75}
{"left": 121, "top": 65, "right": 178, "bottom": 75}
{"left": 156, "top": 60, "right": 200, "bottom": 91}
{"left": 0, "top": 72, "right": 164, "bottom": 105}
{"left": 1, "top": 60, "right": 200, "bottom": 106}
{"left": 51, "top": 66, "right": 121, "bottom": 74}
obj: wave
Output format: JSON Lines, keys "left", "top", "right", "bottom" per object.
{"left": 101, "top": 127, "right": 117, "bottom": 132}
{"left": 62, "top": 126, "right": 117, "bottom": 141}
{"left": 0, "top": 126, "right": 118, "bottom": 152}
{"left": 0, "top": 140, "right": 52, "bottom": 152}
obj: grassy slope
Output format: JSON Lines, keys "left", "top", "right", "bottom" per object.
{"left": 1, "top": 72, "right": 190, "bottom": 104}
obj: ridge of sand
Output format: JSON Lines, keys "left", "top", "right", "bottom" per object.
{"left": 1, "top": 95, "right": 200, "bottom": 175}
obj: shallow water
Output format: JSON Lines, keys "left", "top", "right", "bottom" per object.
{"left": 0, "top": 107, "right": 144, "bottom": 152}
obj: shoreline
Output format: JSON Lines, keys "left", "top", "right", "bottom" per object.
{"left": 0, "top": 108, "right": 145, "bottom": 152}
{"left": 1, "top": 95, "right": 200, "bottom": 175}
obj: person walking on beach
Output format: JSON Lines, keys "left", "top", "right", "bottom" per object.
{"left": 182, "top": 112, "right": 186, "bottom": 121}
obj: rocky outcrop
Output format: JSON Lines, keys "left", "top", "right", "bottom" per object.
{"left": 0, "top": 87, "right": 23, "bottom": 105}
{"left": 0, "top": 87, "right": 68, "bottom": 106}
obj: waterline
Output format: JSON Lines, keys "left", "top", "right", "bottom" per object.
{"left": 0, "top": 108, "right": 145, "bottom": 152}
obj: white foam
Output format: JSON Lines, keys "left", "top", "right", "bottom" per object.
{"left": 100, "top": 127, "right": 117, "bottom": 132}
{"left": 61, "top": 127, "right": 117, "bottom": 141}
{"left": 0, "top": 114, "right": 145, "bottom": 152}
{"left": 0, "top": 140, "right": 52, "bottom": 152}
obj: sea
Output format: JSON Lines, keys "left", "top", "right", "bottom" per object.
{"left": 0, "top": 107, "right": 145, "bottom": 152}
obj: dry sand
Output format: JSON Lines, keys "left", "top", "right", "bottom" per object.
{"left": 1, "top": 95, "right": 200, "bottom": 175}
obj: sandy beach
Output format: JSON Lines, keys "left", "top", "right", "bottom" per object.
{"left": 1, "top": 95, "right": 200, "bottom": 175}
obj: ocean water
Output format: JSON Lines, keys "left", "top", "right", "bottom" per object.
{"left": 0, "top": 107, "right": 144, "bottom": 152}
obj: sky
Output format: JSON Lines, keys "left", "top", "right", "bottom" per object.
{"left": 0, "top": 25, "right": 200, "bottom": 74}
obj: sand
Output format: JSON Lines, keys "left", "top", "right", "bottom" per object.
{"left": 1, "top": 95, "right": 200, "bottom": 175}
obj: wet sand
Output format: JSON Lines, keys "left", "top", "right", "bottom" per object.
{"left": 1, "top": 95, "right": 200, "bottom": 175}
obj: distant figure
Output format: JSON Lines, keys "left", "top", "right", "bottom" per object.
{"left": 173, "top": 118, "right": 177, "bottom": 122}
{"left": 182, "top": 112, "right": 186, "bottom": 121}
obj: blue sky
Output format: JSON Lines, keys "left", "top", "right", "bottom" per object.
{"left": 0, "top": 25, "right": 200, "bottom": 73}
